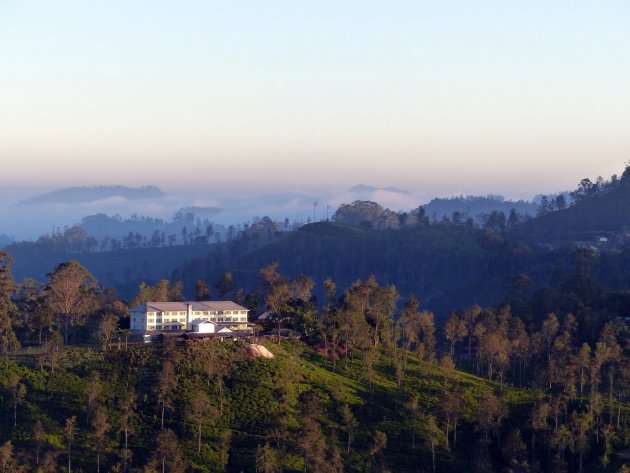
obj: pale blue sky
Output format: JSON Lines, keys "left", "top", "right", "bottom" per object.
{"left": 1, "top": 1, "right": 629, "bottom": 198}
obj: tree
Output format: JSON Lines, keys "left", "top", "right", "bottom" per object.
{"left": 417, "top": 309, "right": 437, "bottom": 361}
{"left": 443, "top": 312, "right": 466, "bottom": 360}
{"left": 216, "top": 272, "right": 235, "bottom": 299}
{"left": 333, "top": 200, "right": 400, "bottom": 229}
{"left": 168, "top": 281, "right": 184, "bottom": 302}
{"left": 368, "top": 430, "right": 387, "bottom": 473}
{"left": 33, "top": 420, "right": 44, "bottom": 465}
{"left": 195, "top": 280, "right": 209, "bottom": 301}
{"left": 501, "top": 428, "right": 527, "bottom": 472}
{"left": 368, "top": 281, "right": 398, "bottom": 347}
{"left": 119, "top": 389, "right": 135, "bottom": 473}
{"left": 474, "top": 391, "right": 508, "bottom": 441}
{"left": 85, "top": 371, "right": 103, "bottom": 427}
{"left": 507, "top": 208, "right": 520, "bottom": 228}
{"left": 64, "top": 416, "right": 78, "bottom": 473}
{"left": 463, "top": 305, "right": 482, "bottom": 359}
{"left": 38, "top": 452, "right": 57, "bottom": 473}
{"left": 440, "top": 390, "right": 462, "bottom": 447}
{"left": 152, "top": 429, "right": 184, "bottom": 473}
{"left": 266, "top": 283, "right": 290, "bottom": 342}
{"left": 424, "top": 414, "right": 445, "bottom": 473}
{"left": 97, "top": 314, "right": 118, "bottom": 350}
{"left": 322, "top": 277, "right": 337, "bottom": 310}
{"left": 45, "top": 261, "right": 99, "bottom": 344}
{"left": 156, "top": 360, "right": 177, "bottom": 429}
{"left": 399, "top": 295, "right": 421, "bottom": 354}
{"left": 255, "top": 443, "right": 279, "bottom": 473}
{"left": 0, "top": 441, "right": 23, "bottom": 473}
{"left": 259, "top": 263, "right": 284, "bottom": 292}
{"left": 571, "top": 410, "right": 593, "bottom": 473}
{"left": 340, "top": 403, "right": 358, "bottom": 454}
{"left": 3, "top": 372, "right": 26, "bottom": 429}
{"left": 92, "top": 406, "right": 110, "bottom": 473}
{"left": 186, "top": 390, "right": 218, "bottom": 453}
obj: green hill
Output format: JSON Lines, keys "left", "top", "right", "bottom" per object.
{"left": 0, "top": 339, "right": 536, "bottom": 473}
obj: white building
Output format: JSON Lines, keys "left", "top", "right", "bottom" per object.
{"left": 130, "top": 301, "right": 251, "bottom": 333}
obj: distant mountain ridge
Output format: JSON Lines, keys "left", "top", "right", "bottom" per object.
{"left": 17, "top": 185, "right": 165, "bottom": 205}
{"left": 350, "top": 184, "right": 410, "bottom": 194}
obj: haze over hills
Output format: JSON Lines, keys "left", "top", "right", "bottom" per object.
{"left": 16, "top": 185, "right": 165, "bottom": 205}
{"left": 0, "top": 182, "right": 550, "bottom": 243}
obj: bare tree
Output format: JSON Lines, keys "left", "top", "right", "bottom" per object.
{"left": 92, "top": 406, "right": 110, "bottom": 473}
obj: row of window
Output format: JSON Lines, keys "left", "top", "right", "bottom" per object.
{"left": 141, "top": 316, "right": 248, "bottom": 323}
{"left": 146, "top": 310, "right": 247, "bottom": 316}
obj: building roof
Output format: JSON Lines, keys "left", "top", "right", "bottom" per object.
{"left": 131, "top": 301, "right": 248, "bottom": 312}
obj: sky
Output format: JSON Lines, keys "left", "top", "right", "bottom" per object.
{"left": 1, "top": 1, "right": 629, "bottom": 200}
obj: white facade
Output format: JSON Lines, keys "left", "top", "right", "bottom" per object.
{"left": 130, "top": 301, "right": 250, "bottom": 333}
{"left": 191, "top": 320, "right": 216, "bottom": 333}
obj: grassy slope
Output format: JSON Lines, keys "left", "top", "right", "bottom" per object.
{"left": 0, "top": 340, "right": 538, "bottom": 473}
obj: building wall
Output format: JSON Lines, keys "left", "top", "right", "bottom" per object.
{"left": 130, "top": 304, "right": 249, "bottom": 333}
{"left": 193, "top": 323, "right": 216, "bottom": 333}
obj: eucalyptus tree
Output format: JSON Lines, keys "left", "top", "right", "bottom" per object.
{"left": 44, "top": 261, "right": 100, "bottom": 344}
{"left": 92, "top": 406, "right": 110, "bottom": 473}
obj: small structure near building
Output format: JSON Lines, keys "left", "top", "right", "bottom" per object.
{"left": 191, "top": 320, "right": 218, "bottom": 333}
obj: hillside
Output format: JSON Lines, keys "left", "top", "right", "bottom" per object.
{"left": 7, "top": 221, "right": 547, "bottom": 316}
{"left": 510, "top": 173, "right": 630, "bottom": 244}
{"left": 176, "top": 222, "right": 544, "bottom": 317}
{"left": 0, "top": 339, "right": 537, "bottom": 473}
{"left": 6, "top": 242, "right": 217, "bottom": 293}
